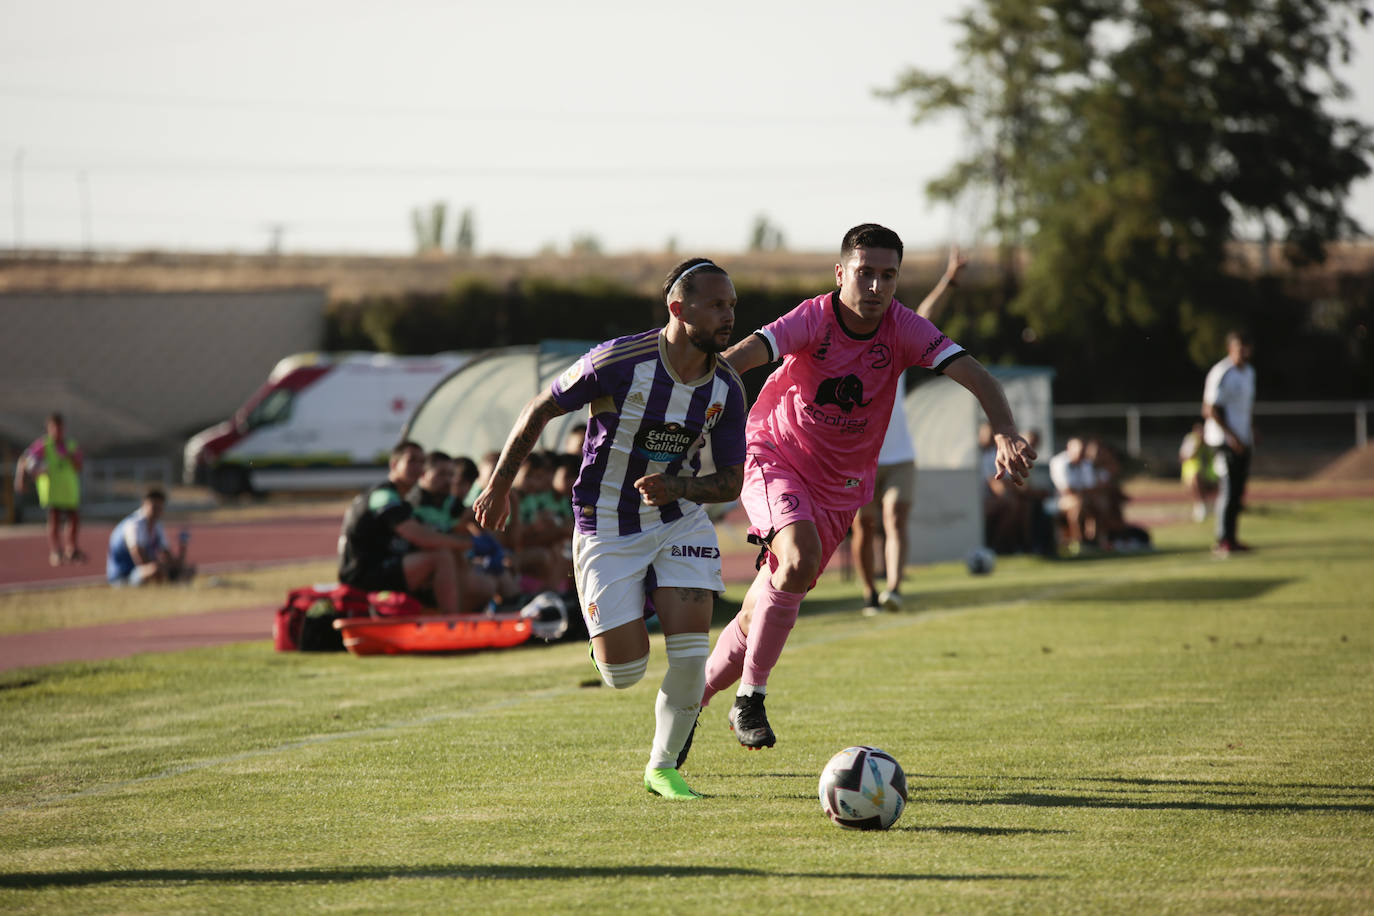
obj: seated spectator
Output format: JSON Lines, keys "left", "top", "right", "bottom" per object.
{"left": 1086, "top": 438, "right": 1151, "bottom": 551}
{"left": 107, "top": 488, "right": 194, "bottom": 585}
{"left": 337, "top": 440, "right": 476, "bottom": 614}
{"left": 1178, "top": 421, "right": 1219, "bottom": 523}
{"left": 510, "top": 451, "right": 573, "bottom": 592}
{"left": 406, "top": 450, "right": 504, "bottom": 611}
{"left": 1049, "top": 437, "right": 1101, "bottom": 551}
{"left": 474, "top": 451, "right": 500, "bottom": 497}
{"left": 979, "top": 422, "right": 1029, "bottom": 554}
{"left": 408, "top": 450, "right": 462, "bottom": 532}
{"left": 1016, "top": 429, "right": 1056, "bottom": 556}
{"left": 551, "top": 452, "right": 579, "bottom": 504}
{"left": 562, "top": 422, "right": 587, "bottom": 457}
{"left": 452, "top": 455, "right": 480, "bottom": 509}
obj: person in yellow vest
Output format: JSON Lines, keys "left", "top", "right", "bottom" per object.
{"left": 16, "top": 413, "right": 85, "bottom": 566}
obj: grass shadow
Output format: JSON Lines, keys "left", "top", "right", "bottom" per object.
{"left": 910, "top": 825, "right": 1071, "bottom": 837}
{"left": 936, "top": 792, "right": 1374, "bottom": 813}
{"left": 915, "top": 772, "right": 1374, "bottom": 814}
{"left": 1053, "top": 577, "right": 1295, "bottom": 602}
{"left": 0, "top": 864, "right": 1052, "bottom": 889}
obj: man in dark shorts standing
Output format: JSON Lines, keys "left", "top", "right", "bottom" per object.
{"left": 338, "top": 440, "right": 474, "bottom": 613}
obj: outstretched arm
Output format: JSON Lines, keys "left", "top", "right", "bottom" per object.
{"left": 634, "top": 463, "right": 743, "bottom": 507}
{"left": 722, "top": 334, "right": 772, "bottom": 375}
{"left": 914, "top": 246, "right": 968, "bottom": 322}
{"left": 473, "top": 391, "right": 568, "bottom": 530}
{"left": 943, "top": 357, "right": 1037, "bottom": 485}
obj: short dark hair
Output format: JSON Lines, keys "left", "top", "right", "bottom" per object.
{"left": 424, "top": 450, "right": 453, "bottom": 469}
{"left": 1226, "top": 329, "right": 1252, "bottom": 346}
{"left": 144, "top": 487, "right": 167, "bottom": 503}
{"left": 48, "top": 412, "right": 64, "bottom": 425}
{"left": 453, "top": 456, "right": 478, "bottom": 483}
{"left": 391, "top": 440, "right": 424, "bottom": 461}
{"left": 841, "top": 224, "right": 904, "bottom": 264}
{"left": 663, "top": 258, "right": 729, "bottom": 303}
{"left": 521, "top": 451, "right": 552, "bottom": 472}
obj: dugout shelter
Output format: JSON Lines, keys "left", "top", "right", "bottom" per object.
{"left": 903, "top": 366, "right": 1056, "bottom": 563}
{"left": 403, "top": 341, "right": 596, "bottom": 462}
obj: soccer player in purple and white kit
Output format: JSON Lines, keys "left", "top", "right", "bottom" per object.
{"left": 696, "top": 224, "right": 1037, "bottom": 753}
{"left": 474, "top": 258, "right": 747, "bottom": 800}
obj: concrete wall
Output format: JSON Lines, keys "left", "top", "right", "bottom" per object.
{"left": 0, "top": 289, "right": 325, "bottom": 454}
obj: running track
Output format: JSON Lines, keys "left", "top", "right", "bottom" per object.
{"left": 0, "top": 513, "right": 343, "bottom": 591}
{"left": 3, "top": 481, "right": 1369, "bottom": 672}
{"left": 0, "top": 511, "right": 762, "bottom": 672}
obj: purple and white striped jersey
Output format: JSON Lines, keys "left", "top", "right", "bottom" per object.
{"left": 551, "top": 329, "right": 748, "bottom": 537}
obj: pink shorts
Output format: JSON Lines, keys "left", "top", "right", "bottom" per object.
{"left": 740, "top": 453, "right": 857, "bottom": 585}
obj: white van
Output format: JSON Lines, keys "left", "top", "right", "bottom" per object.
{"left": 184, "top": 351, "right": 473, "bottom": 495}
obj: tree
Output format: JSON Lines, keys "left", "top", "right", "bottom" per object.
{"left": 569, "top": 232, "right": 603, "bottom": 256}
{"left": 749, "top": 214, "right": 787, "bottom": 251}
{"left": 882, "top": 0, "right": 1372, "bottom": 368}
{"left": 455, "top": 207, "right": 476, "bottom": 255}
{"left": 411, "top": 201, "right": 447, "bottom": 254}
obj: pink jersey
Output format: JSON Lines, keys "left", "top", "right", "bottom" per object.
{"left": 747, "top": 291, "right": 966, "bottom": 510}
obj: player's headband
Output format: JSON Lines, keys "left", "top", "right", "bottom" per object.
{"left": 672, "top": 261, "right": 717, "bottom": 289}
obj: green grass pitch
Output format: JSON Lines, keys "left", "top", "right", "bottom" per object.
{"left": 1, "top": 497, "right": 1371, "bottom": 913}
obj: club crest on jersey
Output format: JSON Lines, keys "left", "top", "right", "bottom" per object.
{"left": 633, "top": 421, "right": 697, "bottom": 462}
{"left": 868, "top": 342, "right": 892, "bottom": 369}
{"left": 703, "top": 402, "right": 724, "bottom": 429}
{"left": 670, "top": 544, "right": 721, "bottom": 559}
{"left": 814, "top": 374, "right": 872, "bottom": 414}
{"left": 558, "top": 359, "right": 585, "bottom": 390}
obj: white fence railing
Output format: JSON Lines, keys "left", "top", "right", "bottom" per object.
{"left": 81, "top": 456, "right": 175, "bottom": 499}
{"left": 1054, "top": 400, "right": 1369, "bottom": 458}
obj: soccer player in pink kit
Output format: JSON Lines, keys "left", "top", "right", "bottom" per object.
{"left": 695, "top": 224, "right": 1037, "bottom": 753}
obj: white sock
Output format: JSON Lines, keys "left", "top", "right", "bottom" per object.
{"left": 598, "top": 654, "right": 648, "bottom": 689}
{"left": 648, "top": 632, "right": 709, "bottom": 769}
{"left": 736, "top": 683, "right": 766, "bottom": 698}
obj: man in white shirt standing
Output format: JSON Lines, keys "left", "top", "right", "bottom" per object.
{"left": 1201, "top": 330, "right": 1256, "bottom": 556}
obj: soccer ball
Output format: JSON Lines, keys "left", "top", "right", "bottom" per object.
{"left": 965, "top": 546, "right": 996, "bottom": 575}
{"left": 818, "top": 745, "right": 908, "bottom": 830}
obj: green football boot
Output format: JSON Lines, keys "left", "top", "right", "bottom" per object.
{"left": 644, "top": 766, "right": 703, "bottom": 800}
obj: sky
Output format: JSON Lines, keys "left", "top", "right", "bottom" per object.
{"left": 3, "top": 0, "right": 1373, "bottom": 257}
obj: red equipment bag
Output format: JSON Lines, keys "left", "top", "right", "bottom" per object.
{"left": 366, "top": 590, "right": 427, "bottom": 617}
{"left": 273, "top": 584, "right": 371, "bottom": 652}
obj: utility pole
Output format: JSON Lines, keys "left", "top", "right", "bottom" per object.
{"left": 12, "top": 148, "right": 23, "bottom": 251}
{"left": 263, "top": 222, "right": 286, "bottom": 256}
{"left": 78, "top": 170, "right": 92, "bottom": 255}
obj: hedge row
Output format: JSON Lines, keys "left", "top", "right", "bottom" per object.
{"left": 323, "top": 273, "right": 1372, "bottom": 403}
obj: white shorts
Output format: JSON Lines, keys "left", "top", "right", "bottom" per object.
{"left": 571, "top": 508, "right": 724, "bottom": 637}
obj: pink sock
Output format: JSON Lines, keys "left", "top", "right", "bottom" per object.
{"left": 701, "top": 617, "right": 747, "bottom": 708}
{"left": 701, "top": 570, "right": 770, "bottom": 707}
{"left": 742, "top": 580, "right": 804, "bottom": 688}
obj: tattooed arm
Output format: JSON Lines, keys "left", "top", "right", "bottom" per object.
{"left": 634, "top": 462, "right": 743, "bottom": 508}
{"left": 473, "top": 391, "right": 568, "bottom": 531}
